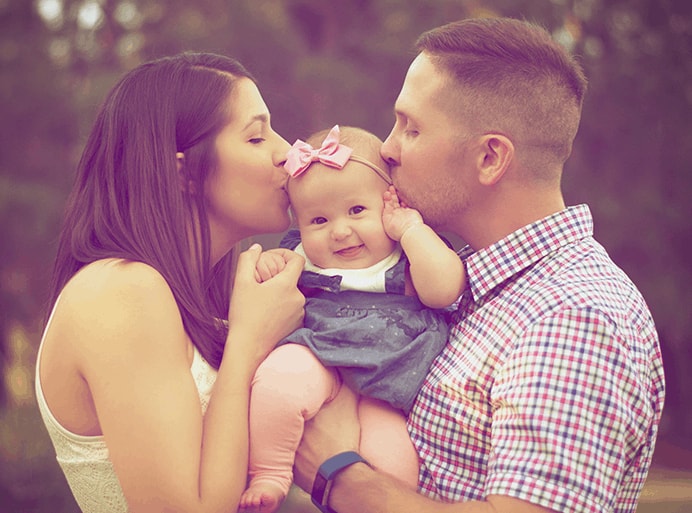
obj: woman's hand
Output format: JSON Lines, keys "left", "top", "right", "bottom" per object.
{"left": 254, "top": 248, "right": 293, "bottom": 282}
{"left": 227, "top": 244, "right": 305, "bottom": 365}
{"left": 293, "top": 385, "right": 361, "bottom": 493}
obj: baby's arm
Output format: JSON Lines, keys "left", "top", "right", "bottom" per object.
{"left": 382, "top": 186, "right": 465, "bottom": 308}
{"left": 255, "top": 248, "right": 298, "bottom": 283}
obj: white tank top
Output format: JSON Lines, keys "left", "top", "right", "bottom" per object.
{"left": 35, "top": 300, "right": 218, "bottom": 513}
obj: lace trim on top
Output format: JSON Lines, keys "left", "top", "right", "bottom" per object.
{"left": 35, "top": 301, "right": 218, "bottom": 513}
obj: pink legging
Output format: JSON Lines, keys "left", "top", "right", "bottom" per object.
{"left": 248, "top": 344, "right": 420, "bottom": 496}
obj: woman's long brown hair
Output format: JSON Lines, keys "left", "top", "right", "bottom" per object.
{"left": 47, "top": 53, "right": 255, "bottom": 368}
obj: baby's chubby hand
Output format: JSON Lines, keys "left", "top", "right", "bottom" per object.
{"left": 382, "top": 185, "right": 424, "bottom": 241}
{"left": 255, "top": 248, "right": 302, "bottom": 282}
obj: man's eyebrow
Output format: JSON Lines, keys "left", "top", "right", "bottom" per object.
{"left": 242, "top": 113, "right": 269, "bottom": 131}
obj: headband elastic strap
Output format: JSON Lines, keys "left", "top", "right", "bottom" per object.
{"left": 348, "top": 154, "right": 392, "bottom": 185}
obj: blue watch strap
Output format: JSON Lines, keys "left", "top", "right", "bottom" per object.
{"left": 311, "top": 451, "right": 369, "bottom": 513}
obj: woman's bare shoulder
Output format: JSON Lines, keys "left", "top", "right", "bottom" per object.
{"left": 56, "top": 259, "right": 185, "bottom": 353}
{"left": 62, "top": 259, "right": 171, "bottom": 299}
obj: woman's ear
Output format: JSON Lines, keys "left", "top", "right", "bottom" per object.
{"left": 476, "top": 134, "right": 514, "bottom": 186}
{"left": 176, "top": 152, "right": 198, "bottom": 194}
{"left": 176, "top": 152, "right": 185, "bottom": 172}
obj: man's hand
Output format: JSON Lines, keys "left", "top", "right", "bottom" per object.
{"left": 293, "top": 386, "right": 361, "bottom": 493}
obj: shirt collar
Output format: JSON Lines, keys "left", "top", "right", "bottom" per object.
{"left": 460, "top": 204, "right": 593, "bottom": 302}
{"left": 294, "top": 243, "right": 403, "bottom": 293}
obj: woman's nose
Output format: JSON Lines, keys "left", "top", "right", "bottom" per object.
{"left": 274, "top": 134, "right": 292, "bottom": 167}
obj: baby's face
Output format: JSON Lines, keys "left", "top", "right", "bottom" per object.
{"left": 289, "top": 161, "right": 395, "bottom": 269}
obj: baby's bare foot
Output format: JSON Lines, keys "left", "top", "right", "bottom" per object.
{"left": 239, "top": 482, "right": 286, "bottom": 513}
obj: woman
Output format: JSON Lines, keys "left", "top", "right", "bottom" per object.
{"left": 35, "top": 53, "right": 305, "bottom": 513}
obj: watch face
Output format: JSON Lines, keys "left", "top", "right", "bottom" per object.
{"left": 311, "top": 471, "right": 330, "bottom": 511}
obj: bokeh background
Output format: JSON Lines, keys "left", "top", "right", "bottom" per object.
{"left": 1, "top": 0, "right": 690, "bottom": 511}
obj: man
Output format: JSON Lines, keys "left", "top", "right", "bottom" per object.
{"left": 293, "top": 17, "right": 665, "bottom": 513}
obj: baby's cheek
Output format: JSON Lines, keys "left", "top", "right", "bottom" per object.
{"left": 301, "top": 235, "right": 327, "bottom": 266}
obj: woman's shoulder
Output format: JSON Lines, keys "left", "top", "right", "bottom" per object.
{"left": 61, "top": 259, "right": 171, "bottom": 304}
{"left": 58, "top": 259, "right": 180, "bottom": 334}
{"left": 53, "top": 259, "right": 189, "bottom": 363}
{"left": 68, "top": 258, "right": 168, "bottom": 291}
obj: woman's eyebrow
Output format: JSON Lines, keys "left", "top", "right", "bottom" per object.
{"left": 242, "top": 113, "right": 269, "bottom": 131}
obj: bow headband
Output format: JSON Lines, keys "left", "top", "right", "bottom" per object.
{"left": 284, "top": 125, "right": 392, "bottom": 185}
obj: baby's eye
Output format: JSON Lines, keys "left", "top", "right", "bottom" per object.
{"left": 249, "top": 138, "right": 265, "bottom": 144}
{"left": 350, "top": 205, "right": 365, "bottom": 215}
{"left": 311, "top": 217, "right": 327, "bottom": 225}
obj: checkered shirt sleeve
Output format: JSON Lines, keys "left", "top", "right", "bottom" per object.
{"left": 407, "top": 205, "right": 665, "bottom": 513}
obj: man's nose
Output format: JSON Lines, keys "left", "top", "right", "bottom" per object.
{"left": 381, "top": 131, "right": 400, "bottom": 167}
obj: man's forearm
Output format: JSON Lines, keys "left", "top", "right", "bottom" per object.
{"left": 328, "top": 463, "right": 473, "bottom": 513}
{"left": 328, "top": 463, "right": 557, "bottom": 513}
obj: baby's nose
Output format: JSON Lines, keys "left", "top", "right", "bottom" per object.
{"left": 330, "top": 222, "right": 352, "bottom": 241}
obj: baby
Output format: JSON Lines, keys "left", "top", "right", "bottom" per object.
{"left": 239, "top": 125, "right": 466, "bottom": 512}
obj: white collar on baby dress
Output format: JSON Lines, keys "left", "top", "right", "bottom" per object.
{"left": 294, "top": 243, "right": 402, "bottom": 293}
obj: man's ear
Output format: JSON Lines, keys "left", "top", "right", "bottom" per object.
{"left": 476, "top": 134, "right": 514, "bottom": 186}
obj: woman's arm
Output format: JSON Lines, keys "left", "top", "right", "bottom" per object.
{"left": 382, "top": 186, "right": 465, "bottom": 308}
{"left": 70, "top": 246, "right": 304, "bottom": 513}
{"left": 199, "top": 245, "right": 305, "bottom": 507}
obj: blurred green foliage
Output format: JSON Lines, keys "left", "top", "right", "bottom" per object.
{"left": 1, "top": 0, "right": 690, "bottom": 510}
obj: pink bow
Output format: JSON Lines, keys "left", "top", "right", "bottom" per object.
{"left": 284, "top": 125, "right": 353, "bottom": 177}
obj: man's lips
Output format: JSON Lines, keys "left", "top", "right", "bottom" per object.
{"left": 335, "top": 245, "right": 364, "bottom": 257}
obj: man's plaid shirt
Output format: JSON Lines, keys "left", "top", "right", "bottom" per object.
{"left": 408, "top": 205, "right": 665, "bottom": 513}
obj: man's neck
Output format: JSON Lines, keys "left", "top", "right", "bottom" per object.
{"left": 456, "top": 189, "right": 566, "bottom": 251}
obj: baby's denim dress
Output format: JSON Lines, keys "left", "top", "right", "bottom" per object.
{"left": 278, "top": 230, "right": 450, "bottom": 413}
